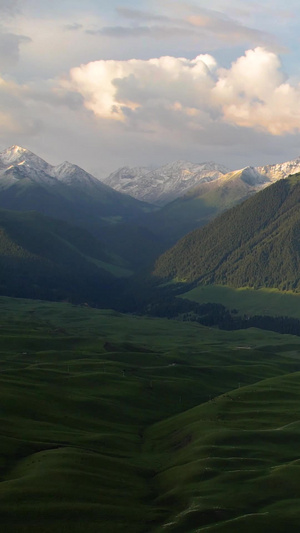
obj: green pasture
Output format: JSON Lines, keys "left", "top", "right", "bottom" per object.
{"left": 182, "top": 284, "right": 300, "bottom": 319}
{"left": 147, "top": 371, "right": 300, "bottom": 532}
{"left": 1, "top": 296, "right": 300, "bottom": 531}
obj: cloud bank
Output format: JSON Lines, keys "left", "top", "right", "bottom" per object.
{"left": 64, "top": 47, "right": 300, "bottom": 136}
{"left": 64, "top": 54, "right": 217, "bottom": 121}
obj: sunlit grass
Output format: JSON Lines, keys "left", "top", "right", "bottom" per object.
{"left": 182, "top": 284, "right": 300, "bottom": 319}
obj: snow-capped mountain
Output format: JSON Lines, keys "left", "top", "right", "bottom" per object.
{"left": 256, "top": 157, "right": 300, "bottom": 182}
{"left": 193, "top": 158, "right": 300, "bottom": 194}
{"left": 0, "top": 145, "right": 51, "bottom": 173}
{"left": 204, "top": 165, "right": 271, "bottom": 193}
{"left": 102, "top": 166, "right": 151, "bottom": 189}
{"left": 0, "top": 145, "right": 58, "bottom": 189}
{"left": 51, "top": 160, "right": 110, "bottom": 193}
{"left": 233, "top": 166, "right": 270, "bottom": 186}
{"left": 210, "top": 158, "right": 300, "bottom": 196}
{"left": 0, "top": 145, "right": 153, "bottom": 227}
{"left": 103, "top": 160, "right": 230, "bottom": 205}
{"left": 0, "top": 145, "right": 113, "bottom": 192}
{"left": 103, "top": 155, "right": 300, "bottom": 206}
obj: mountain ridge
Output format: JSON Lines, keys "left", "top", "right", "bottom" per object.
{"left": 0, "top": 145, "right": 154, "bottom": 228}
{"left": 153, "top": 174, "right": 300, "bottom": 292}
{"left": 103, "top": 160, "right": 230, "bottom": 205}
{"left": 102, "top": 154, "right": 300, "bottom": 208}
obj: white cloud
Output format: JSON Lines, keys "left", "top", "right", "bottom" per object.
{"left": 63, "top": 54, "right": 217, "bottom": 121}
{"left": 213, "top": 48, "right": 300, "bottom": 134}
{"left": 63, "top": 47, "right": 300, "bottom": 136}
{"left": 3, "top": 45, "right": 300, "bottom": 176}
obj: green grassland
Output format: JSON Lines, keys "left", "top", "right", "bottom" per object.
{"left": 1, "top": 296, "right": 300, "bottom": 531}
{"left": 182, "top": 284, "right": 300, "bottom": 319}
{"left": 147, "top": 372, "right": 300, "bottom": 532}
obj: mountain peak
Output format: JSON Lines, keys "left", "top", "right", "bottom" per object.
{"left": 8, "top": 145, "right": 27, "bottom": 153}
{"left": 54, "top": 161, "right": 74, "bottom": 174}
{"left": 1, "top": 145, "right": 30, "bottom": 163}
{"left": 0, "top": 145, "right": 53, "bottom": 175}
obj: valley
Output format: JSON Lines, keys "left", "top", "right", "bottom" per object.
{"left": 2, "top": 145, "right": 300, "bottom": 531}
{"left": 2, "top": 297, "right": 300, "bottom": 532}
{"left": 4, "top": 1, "right": 300, "bottom": 530}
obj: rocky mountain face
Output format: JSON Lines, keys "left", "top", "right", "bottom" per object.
{"left": 103, "top": 160, "right": 230, "bottom": 205}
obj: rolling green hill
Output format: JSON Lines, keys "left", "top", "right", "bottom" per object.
{"left": 146, "top": 370, "right": 300, "bottom": 532}
{"left": 154, "top": 175, "right": 300, "bottom": 291}
{"left": 2, "top": 296, "right": 300, "bottom": 531}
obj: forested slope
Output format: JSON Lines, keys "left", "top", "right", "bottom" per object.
{"left": 154, "top": 175, "right": 300, "bottom": 291}
{"left": 0, "top": 209, "right": 127, "bottom": 304}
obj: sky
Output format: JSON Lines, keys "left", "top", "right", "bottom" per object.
{"left": 1, "top": 0, "right": 300, "bottom": 176}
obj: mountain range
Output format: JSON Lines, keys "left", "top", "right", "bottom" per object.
{"left": 103, "top": 160, "right": 230, "bottom": 205}
{"left": 0, "top": 146, "right": 167, "bottom": 271}
{"left": 101, "top": 156, "right": 300, "bottom": 206}
{"left": 3, "top": 144, "right": 300, "bottom": 302}
{"left": 0, "top": 146, "right": 153, "bottom": 231}
{"left": 102, "top": 154, "right": 300, "bottom": 245}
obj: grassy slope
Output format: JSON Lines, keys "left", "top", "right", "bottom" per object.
{"left": 1, "top": 297, "right": 300, "bottom": 531}
{"left": 146, "top": 372, "right": 300, "bottom": 532}
{"left": 182, "top": 285, "right": 300, "bottom": 319}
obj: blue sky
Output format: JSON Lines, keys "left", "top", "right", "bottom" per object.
{"left": 1, "top": 0, "right": 300, "bottom": 176}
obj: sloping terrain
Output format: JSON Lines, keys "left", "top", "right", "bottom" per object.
{"left": 0, "top": 146, "right": 164, "bottom": 272}
{"left": 103, "top": 156, "right": 300, "bottom": 248}
{"left": 1, "top": 297, "right": 300, "bottom": 531}
{"left": 144, "top": 166, "right": 270, "bottom": 244}
{"left": 0, "top": 209, "right": 131, "bottom": 304}
{"left": 154, "top": 174, "right": 300, "bottom": 290}
{"left": 146, "top": 371, "right": 300, "bottom": 532}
